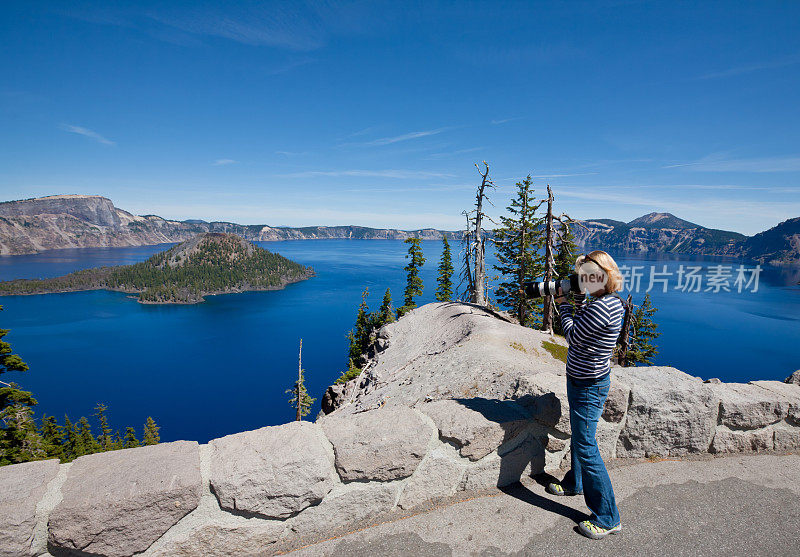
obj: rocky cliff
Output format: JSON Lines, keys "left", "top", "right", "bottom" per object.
{"left": 571, "top": 212, "right": 747, "bottom": 257}
{"left": 1, "top": 302, "right": 797, "bottom": 556}
{"left": 716, "top": 216, "right": 800, "bottom": 267}
{"left": 2, "top": 197, "right": 798, "bottom": 266}
{"left": 0, "top": 195, "right": 462, "bottom": 255}
{"left": 571, "top": 212, "right": 800, "bottom": 266}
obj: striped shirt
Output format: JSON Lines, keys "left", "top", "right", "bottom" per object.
{"left": 558, "top": 292, "right": 625, "bottom": 379}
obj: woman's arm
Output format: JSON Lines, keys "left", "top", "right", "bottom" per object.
{"left": 558, "top": 293, "right": 610, "bottom": 346}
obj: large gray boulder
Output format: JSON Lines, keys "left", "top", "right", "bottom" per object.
{"left": 148, "top": 516, "right": 286, "bottom": 557}
{"left": 288, "top": 482, "right": 398, "bottom": 540}
{"left": 398, "top": 447, "right": 466, "bottom": 509}
{"left": 209, "top": 421, "right": 336, "bottom": 519}
{"left": 458, "top": 432, "right": 545, "bottom": 491}
{"left": 616, "top": 367, "right": 718, "bottom": 457}
{"left": 48, "top": 441, "right": 201, "bottom": 557}
{"left": 0, "top": 459, "right": 59, "bottom": 557}
{"left": 774, "top": 424, "right": 800, "bottom": 451}
{"left": 749, "top": 380, "right": 800, "bottom": 424}
{"left": 418, "top": 398, "right": 531, "bottom": 461}
{"left": 712, "top": 382, "right": 792, "bottom": 429}
{"left": 603, "top": 376, "right": 631, "bottom": 423}
{"left": 513, "top": 371, "right": 630, "bottom": 432}
{"left": 320, "top": 406, "right": 433, "bottom": 481}
{"left": 711, "top": 427, "right": 774, "bottom": 453}
{"left": 514, "top": 373, "right": 570, "bottom": 435}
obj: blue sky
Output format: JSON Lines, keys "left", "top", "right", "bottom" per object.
{"left": 1, "top": 1, "right": 799, "bottom": 235}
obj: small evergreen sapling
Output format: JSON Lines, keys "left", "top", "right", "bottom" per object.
{"left": 287, "top": 339, "right": 316, "bottom": 420}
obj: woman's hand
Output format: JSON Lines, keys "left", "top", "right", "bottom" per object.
{"left": 554, "top": 284, "right": 567, "bottom": 304}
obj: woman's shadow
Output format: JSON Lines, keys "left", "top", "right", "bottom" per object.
{"left": 454, "top": 397, "right": 589, "bottom": 524}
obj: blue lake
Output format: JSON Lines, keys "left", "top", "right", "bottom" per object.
{"left": 1, "top": 240, "right": 799, "bottom": 443}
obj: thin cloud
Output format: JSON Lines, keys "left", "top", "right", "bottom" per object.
{"left": 343, "top": 183, "right": 475, "bottom": 193}
{"left": 266, "top": 56, "right": 315, "bottom": 75}
{"left": 146, "top": 7, "right": 326, "bottom": 51}
{"left": 363, "top": 127, "right": 451, "bottom": 146}
{"left": 60, "top": 124, "right": 115, "bottom": 145}
{"left": 532, "top": 172, "right": 598, "bottom": 178}
{"left": 425, "top": 147, "right": 484, "bottom": 159}
{"left": 275, "top": 150, "right": 308, "bottom": 156}
{"left": 282, "top": 169, "right": 455, "bottom": 179}
{"left": 698, "top": 54, "right": 800, "bottom": 80}
{"left": 213, "top": 159, "right": 238, "bottom": 166}
{"left": 663, "top": 154, "right": 800, "bottom": 173}
{"left": 343, "top": 127, "right": 377, "bottom": 138}
{"left": 491, "top": 117, "right": 523, "bottom": 125}
{"left": 66, "top": 3, "right": 387, "bottom": 52}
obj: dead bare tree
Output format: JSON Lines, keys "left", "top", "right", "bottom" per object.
{"left": 458, "top": 211, "right": 475, "bottom": 301}
{"left": 459, "top": 162, "right": 498, "bottom": 306}
{"left": 541, "top": 185, "right": 588, "bottom": 333}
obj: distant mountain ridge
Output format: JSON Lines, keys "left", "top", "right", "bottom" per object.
{"left": 570, "top": 211, "right": 769, "bottom": 261}
{"left": 0, "top": 195, "right": 462, "bottom": 255}
{"left": 0, "top": 196, "right": 798, "bottom": 266}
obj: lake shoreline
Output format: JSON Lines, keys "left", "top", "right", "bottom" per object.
{"left": 0, "top": 271, "right": 316, "bottom": 304}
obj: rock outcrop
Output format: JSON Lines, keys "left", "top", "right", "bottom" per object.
{"left": 1, "top": 301, "right": 798, "bottom": 556}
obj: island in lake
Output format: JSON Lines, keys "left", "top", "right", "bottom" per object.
{"left": 0, "top": 232, "right": 315, "bottom": 304}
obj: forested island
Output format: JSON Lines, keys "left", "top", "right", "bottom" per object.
{"left": 0, "top": 232, "right": 315, "bottom": 304}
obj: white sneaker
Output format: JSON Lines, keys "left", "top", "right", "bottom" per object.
{"left": 577, "top": 520, "right": 622, "bottom": 539}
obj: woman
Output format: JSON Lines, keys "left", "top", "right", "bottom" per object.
{"left": 547, "top": 250, "right": 625, "bottom": 540}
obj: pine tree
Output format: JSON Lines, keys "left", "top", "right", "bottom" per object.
{"left": 376, "top": 288, "right": 395, "bottom": 328}
{"left": 436, "top": 237, "right": 454, "bottom": 301}
{"left": 76, "top": 416, "right": 99, "bottom": 456}
{"left": 111, "top": 430, "right": 123, "bottom": 450}
{"left": 93, "top": 403, "right": 113, "bottom": 451}
{"left": 334, "top": 358, "right": 362, "bottom": 385}
{"left": 0, "top": 387, "right": 44, "bottom": 465}
{"left": 143, "top": 417, "right": 160, "bottom": 446}
{"left": 0, "top": 308, "right": 44, "bottom": 465}
{"left": 625, "top": 294, "right": 661, "bottom": 366}
{"left": 397, "top": 238, "right": 425, "bottom": 318}
{"left": 123, "top": 427, "right": 140, "bottom": 449}
{"left": 492, "top": 175, "right": 545, "bottom": 327}
{"left": 347, "top": 287, "right": 373, "bottom": 367}
{"left": 40, "top": 414, "right": 65, "bottom": 459}
{"left": 286, "top": 339, "right": 316, "bottom": 420}
{"left": 63, "top": 415, "right": 78, "bottom": 461}
{"left": 552, "top": 225, "right": 579, "bottom": 336}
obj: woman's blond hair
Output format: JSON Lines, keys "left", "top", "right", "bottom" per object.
{"left": 574, "top": 250, "right": 623, "bottom": 294}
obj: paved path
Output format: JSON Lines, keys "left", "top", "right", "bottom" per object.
{"left": 285, "top": 454, "right": 800, "bottom": 557}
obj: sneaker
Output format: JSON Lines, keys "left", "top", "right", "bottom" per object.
{"left": 546, "top": 482, "right": 582, "bottom": 496}
{"left": 577, "top": 520, "right": 622, "bottom": 539}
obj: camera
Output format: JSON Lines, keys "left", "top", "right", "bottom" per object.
{"left": 523, "top": 273, "right": 581, "bottom": 299}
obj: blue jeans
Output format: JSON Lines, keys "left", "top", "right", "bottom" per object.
{"left": 560, "top": 373, "right": 621, "bottom": 529}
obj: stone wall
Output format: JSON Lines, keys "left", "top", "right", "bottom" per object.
{"left": 2, "top": 365, "right": 798, "bottom": 556}
{"left": 2, "top": 302, "right": 798, "bottom": 556}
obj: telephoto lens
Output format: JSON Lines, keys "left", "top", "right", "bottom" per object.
{"left": 522, "top": 273, "right": 580, "bottom": 298}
